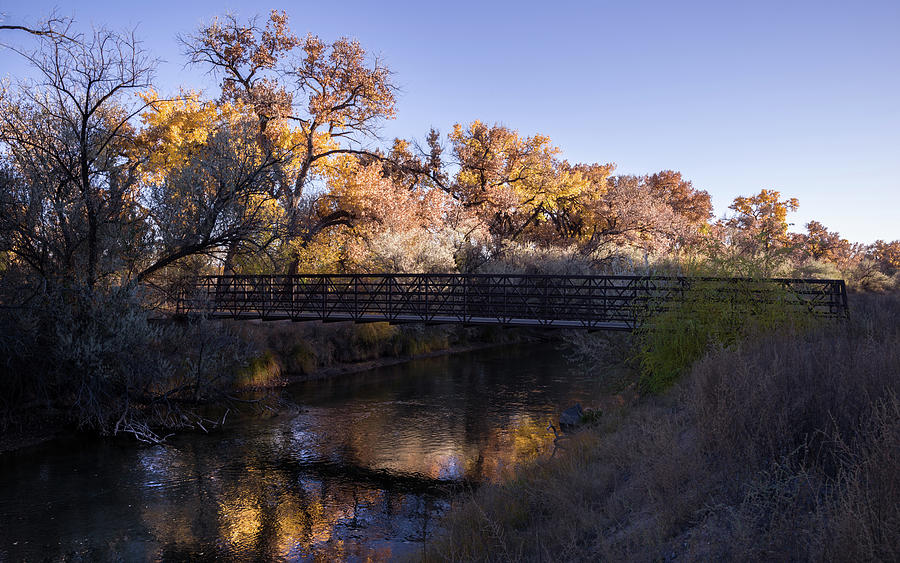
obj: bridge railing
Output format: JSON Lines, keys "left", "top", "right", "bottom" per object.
{"left": 174, "top": 274, "right": 848, "bottom": 330}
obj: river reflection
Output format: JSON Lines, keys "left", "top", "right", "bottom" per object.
{"left": 0, "top": 343, "right": 611, "bottom": 561}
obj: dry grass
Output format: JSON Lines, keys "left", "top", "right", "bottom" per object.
{"left": 424, "top": 293, "right": 900, "bottom": 561}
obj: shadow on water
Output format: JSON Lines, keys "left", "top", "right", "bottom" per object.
{"left": 0, "top": 342, "right": 616, "bottom": 561}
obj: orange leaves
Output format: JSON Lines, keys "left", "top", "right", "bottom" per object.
{"left": 297, "top": 160, "right": 461, "bottom": 273}
{"left": 870, "top": 240, "right": 900, "bottom": 273}
{"left": 802, "top": 220, "right": 852, "bottom": 263}
{"left": 646, "top": 171, "right": 713, "bottom": 225}
{"left": 332, "top": 163, "right": 449, "bottom": 233}
{"left": 187, "top": 11, "right": 298, "bottom": 119}
{"left": 297, "top": 34, "right": 395, "bottom": 127}
{"left": 727, "top": 189, "right": 800, "bottom": 252}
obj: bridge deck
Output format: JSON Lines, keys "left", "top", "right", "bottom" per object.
{"left": 175, "top": 274, "right": 848, "bottom": 330}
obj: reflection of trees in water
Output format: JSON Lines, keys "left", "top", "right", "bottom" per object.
{"left": 132, "top": 418, "right": 551, "bottom": 560}
{"left": 315, "top": 403, "right": 557, "bottom": 484}
{"left": 289, "top": 358, "right": 562, "bottom": 487}
{"left": 1, "top": 344, "right": 590, "bottom": 560}
{"left": 134, "top": 438, "right": 452, "bottom": 560}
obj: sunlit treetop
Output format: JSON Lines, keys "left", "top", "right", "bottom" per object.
{"left": 727, "top": 189, "right": 799, "bottom": 250}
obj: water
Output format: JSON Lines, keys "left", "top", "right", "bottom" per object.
{"left": 0, "top": 343, "right": 612, "bottom": 561}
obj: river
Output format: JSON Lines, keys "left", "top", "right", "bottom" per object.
{"left": 0, "top": 342, "right": 612, "bottom": 561}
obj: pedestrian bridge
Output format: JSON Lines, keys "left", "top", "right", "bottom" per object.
{"left": 174, "top": 274, "right": 848, "bottom": 330}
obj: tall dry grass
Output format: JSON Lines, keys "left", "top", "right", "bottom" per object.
{"left": 424, "top": 293, "right": 900, "bottom": 561}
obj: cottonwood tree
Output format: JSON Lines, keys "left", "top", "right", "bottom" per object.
{"left": 800, "top": 220, "right": 853, "bottom": 265}
{"left": 712, "top": 189, "right": 801, "bottom": 276}
{"left": 448, "top": 121, "right": 573, "bottom": 245}
{"left": 386, "top": 124, "right": 715, "bottom": 263}
{"left": 727, "top": 189, "right": 799, "bottom": 255}
{"left": 135, "top": 115, "right": 283, "bottom": 284}
{"left": 646, "top": 170, "right": 712, "bottom": 226}
{"left": 330, "top": 161, "right": 458, "bottom": 272}
{"left": 578, "top": 174, "right": 698, "bottom": 256}
{"left": 181, "top": 11, "right": 397, "bottom": 273}
{"left": 133, "top": 91, "right": 290, "bottom": 281}
{"left": 869, "top": 239, "right": 900, "bottom": 274}
{"left": 0, "top": 18, "right": 288, "bottom": 294}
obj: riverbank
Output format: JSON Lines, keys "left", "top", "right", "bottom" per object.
{"left": 230, "top": 320, "right": 533, "bottom": 389}
{"left": 282, "top": 339, "right": 523, "bottom": 384}
{"left": 425, "top": 293, "right": 900, "bottom": 561}
{"left": 0, "top": 414, "right": 66, "bottom": 455}
{"left": 0, "top": 323, "right": 535, "bottom": 456}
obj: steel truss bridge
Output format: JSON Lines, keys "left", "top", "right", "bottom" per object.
{"left": 174, "top": 274, "right": 848, "bottom": 331}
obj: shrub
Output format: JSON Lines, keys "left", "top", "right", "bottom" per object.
{"left": 285, "top": 341, "right": 318, "bottom": 374}
{"left": 792, "top": 259, "right": 844, "bottom": 280}
{"left": 0, "top": 286, "right": 253, "bottom": 442}
{"left": 235, "top": 350, "right": 282, "bottom": 388}
{"left": 475, "top": 243, "right": 596, "bottom": 275}
{"left": 635, "top": 278, "right": 813, "bottom": 393}
{"left": 856, "top": 270, "right": 894, "bottom": 293}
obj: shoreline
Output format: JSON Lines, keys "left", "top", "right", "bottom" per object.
{"left": 279, "top": 339, "right": 524, "bottom": 385}
{"left": 0, "top": 413, "right": 67, "bottom": 456}
{"left": 0, "top": 338, "right": 526, "bottom": 456}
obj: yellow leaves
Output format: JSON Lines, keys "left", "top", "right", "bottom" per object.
{"left": 730, "top": 189, "right": 798, "bottom": 223}
{"left": 136, "top": 88, "right": 320, "bottom": 189}
{"left": 136, "top": 89, "right": 244, "bottom": 183}
{"left": 728, "top": 189, "right": 799, "bottom": 238}
{"left": 288, "top": 232, "right": 346, "bottom": 274}
{"left": 450, "top": 121, "right": 614, "bottom": 242}
{"left": 727, "top": 189, "right": 801, "bottom": 256}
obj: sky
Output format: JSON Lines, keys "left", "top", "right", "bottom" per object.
{"left": 1, "top": 0, "right": 898, "bottom": 243}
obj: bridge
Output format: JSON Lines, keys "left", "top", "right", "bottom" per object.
{"left": 174, "top": 274, "right": 848, "bottom": 330}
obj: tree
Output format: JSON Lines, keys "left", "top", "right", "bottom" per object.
{"left": 447, "top": 121, "right": 605, "bottom": 247}
{"left": 801, "top": 220, "right": 852, "bottom": 264}
{"left": 181, "top": 11, "right": 397, "bottom": 272}
{"left": 579, "top": 174, "right": 697, "bottom": 255}
{"left": 0, "top": 23, "right": 155, "bottom": 288}
{"left": 135, "top": 110, "right": 284, "bottom": 283}
{"left": 0, "top": 17, "right": 286, "bottom": 292}
{"left": 727, "top": 189, "right": 799, "bottom": 255}
{"left": 869, "top": 239, "right": 900, "bottom": 274}
{"left": 133, "top": 90, "right": 291, "bottom": 278}
{"left": 645, "top": 170, "right": 712, "bottom": 226}
{"left": 0, "top": 12, "right": 72, "bottom": 39}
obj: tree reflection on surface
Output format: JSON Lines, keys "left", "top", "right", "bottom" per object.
{"left": 0, "top": 343, "right": 614, "bottom": 560}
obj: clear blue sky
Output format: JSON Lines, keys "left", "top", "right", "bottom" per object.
{"left": 2, "top": 0, "right": 898, "bottom": 243}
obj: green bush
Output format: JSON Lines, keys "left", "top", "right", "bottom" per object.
{"left": 635, "top": 278, "right": 814, "bottom": 393}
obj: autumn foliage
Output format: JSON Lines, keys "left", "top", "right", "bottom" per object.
{"left": 0, "top": 10, "right": 895, "bottom": 294}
